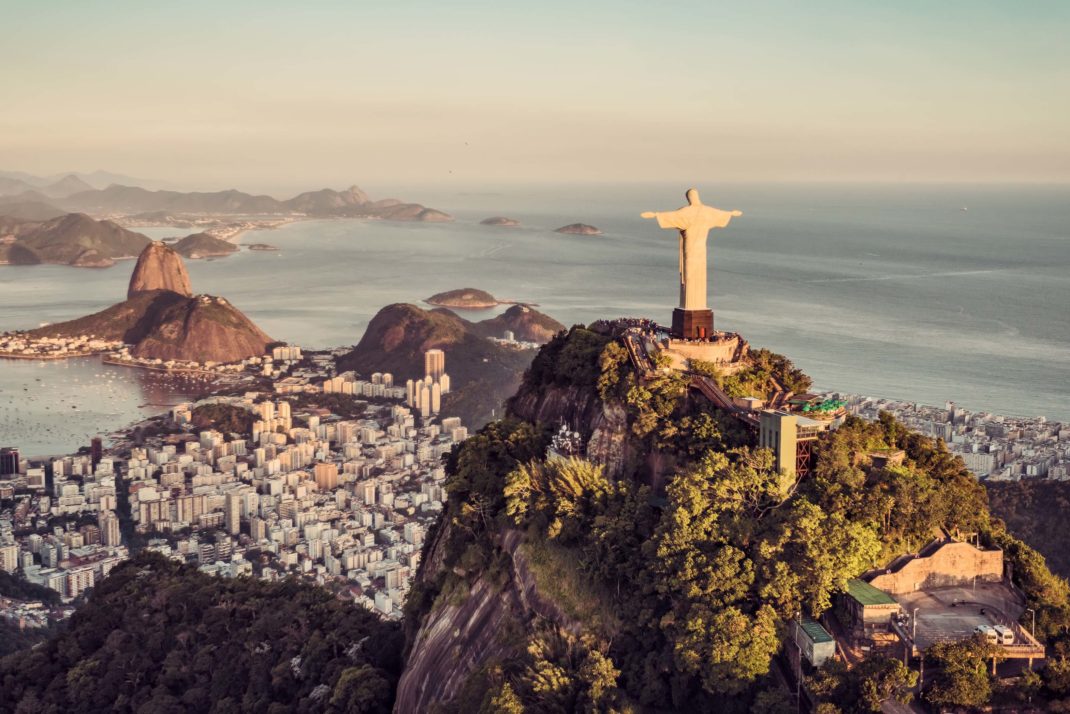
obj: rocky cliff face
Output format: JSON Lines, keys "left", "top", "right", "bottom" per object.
{"left": 509, "top": 382, "right": 632, "bottom": 480}
{"left": 395, "top": 529, "right": 581, "bottom": 713}
{"left": 128, "top": 241, "right": 193, "bottom": 298}
{"left": 129, "top": 295, "right": 273, "bottom": 363}
{"left": 396, "top": 375, "right": 633, "bottom": 712}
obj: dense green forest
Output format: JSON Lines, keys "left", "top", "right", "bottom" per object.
{"left": 190, "top": 403, "right": 255, "bottom": 435}
{"left": 408, "top": 326, "right": 1070, "bottom": 712}
{"left": 0, "top": 554, "right": 403, "bottom": 714}
{"left": 0, "top": 570, "right": 62, "bottom": 605}
{"left": 988, "top": 479, "right": 1070, "bottom": 577}
{"left": 0, "top": 571, "right": 63, "bottom": 657}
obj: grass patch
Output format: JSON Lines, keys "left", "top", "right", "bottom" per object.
{"left": 520, "top": 539, "right": 621, "bottom": 638}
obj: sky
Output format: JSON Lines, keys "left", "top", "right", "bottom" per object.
{"left": 2, "top": 0, "right": 1068, "bottom": 193}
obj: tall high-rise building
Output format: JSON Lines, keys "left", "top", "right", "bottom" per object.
{"left": 79, "top": 524, "right": 101, "bottom": 546}
{"left": 225, "top": 491, "right": 242, "bottom": 535}
{"left": 99, "top": 513, "right": 121, "bottom": 547}
{"left": 313, "top": 462, "right": 338, "bottom": 490}
{"left": 90, "top": 437, "right": 103, "bottom": 469}
{"left": 176, "top": 494, "right": 207, "bottom": 525}
{"left": 424, "top": 349, "right": 445, "bottom": 380}
{"left": 0, "top": 544, "right": 18, "bottom": 573}
{"left": 0, "top": 447, "right": 19, "bottom": 476}
{"left": 419, "top": 385, "right": 432, "bottom": 418}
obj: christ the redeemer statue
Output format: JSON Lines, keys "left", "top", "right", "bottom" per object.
{"left": 642, "top": 188, "right": 742, "bottom": 340}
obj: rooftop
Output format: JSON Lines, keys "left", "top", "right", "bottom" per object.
{"left": 798, "top": 617, "right": 834, "bottom": 644}
{"left": 847, "top": 578, "right": 897, "bottom": 606}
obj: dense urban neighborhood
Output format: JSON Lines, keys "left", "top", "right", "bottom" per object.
{"left": 1, "top": 345, "right": 466, "bottom": 630}
{"left": 835, "top": 393, "right": 1070, "bottom": 481}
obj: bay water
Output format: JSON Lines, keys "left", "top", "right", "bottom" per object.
{"left": 1, "top": 183, "right": 1067, "bottom": 455}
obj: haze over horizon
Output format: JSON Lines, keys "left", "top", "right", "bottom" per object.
{"left": 3, "top": 0, "right": 1068, "bottom": 193}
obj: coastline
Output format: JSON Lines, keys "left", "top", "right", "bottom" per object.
{"left": 0, "top": 348, "right": 244, "bottom": 378}
{"left": 0, "top": 350, "right": 112, "bottom": 361}
{"left": 101, "top": 356, "right": 243, "bottom": 378}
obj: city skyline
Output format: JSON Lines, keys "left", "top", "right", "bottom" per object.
{"left": 3, "top": 1, "right": 1068, "bottom": 191}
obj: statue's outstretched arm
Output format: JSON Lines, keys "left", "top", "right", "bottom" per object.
{"left": 644, "top": 208, "right": 687, "bottom": 230}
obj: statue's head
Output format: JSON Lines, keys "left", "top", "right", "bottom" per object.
{"left": 685, "top": 188, "right": 700, "bottom": 205}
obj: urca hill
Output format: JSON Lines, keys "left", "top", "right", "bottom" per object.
{"left": 337, "top": 302, "right": 564, "bottom": 428}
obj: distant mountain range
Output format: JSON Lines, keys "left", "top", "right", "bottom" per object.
{"left": 0, "top": 174, "right": 94, "bottom": 199}
{"left": 0, "top": 181, "right": 453, "bottom": 269}
{"left": 0, "top": 181, "right": 452, "bottom": 222}
{"left": 0, "top": 169, "right": 165, "bottom": 192}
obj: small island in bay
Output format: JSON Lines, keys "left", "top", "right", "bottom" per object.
{"left": 172, "top": 232, "right": 238, "bottom": 259}
{"left": 554, "top": 222, "right": 602, "bottom": 235}
{"left": 425, "top": 287, "right": 500, "bottom": 309}
{"left": 480, "top": 216, "right": 521, "bottom": 227}
{"left": 247, "top": 243, "right": 279, "bottom": 251}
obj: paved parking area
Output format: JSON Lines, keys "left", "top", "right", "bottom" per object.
{"left": 894, "top": 583, "right": 1023, "bottom": 651}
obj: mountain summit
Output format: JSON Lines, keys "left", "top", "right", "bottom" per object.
{"left": 127, "top": 241, "right": 193, "bottom": 298}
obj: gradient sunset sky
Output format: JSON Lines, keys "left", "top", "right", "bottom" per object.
{"left": 3, "top": 0, "right": 1067, "bottom": 191}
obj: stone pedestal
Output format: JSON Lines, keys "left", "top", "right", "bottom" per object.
{"left": 671, "top": 308, "right": 714, "bottom": 340}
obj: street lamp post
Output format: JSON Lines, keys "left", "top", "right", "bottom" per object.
{"left": 1026, "top": 607, "right": 1036, "bottom": 638}
{"left": 912, "top": 607, "right": 920, "bottom": 644}
{"left": 793, "top": 616, "right": 802, "bottom": 714}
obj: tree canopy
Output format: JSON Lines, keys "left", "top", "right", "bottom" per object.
{"left": 0, "top": 554, "right": 403, "bottom": 714}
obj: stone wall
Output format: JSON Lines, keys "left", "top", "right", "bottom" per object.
{"left": 869, "top": 542, "right": 1003, "bottom": 595}
{"left": 662, "top": 334, "right": 748, "bottom": 374}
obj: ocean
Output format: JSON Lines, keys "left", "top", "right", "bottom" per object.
{"left": 1, "top": 182, "right": 1068, "bottom": 456}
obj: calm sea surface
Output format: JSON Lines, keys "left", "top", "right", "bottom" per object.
{"left": 1, "top": 183, "right": 1068, "bottom": 455}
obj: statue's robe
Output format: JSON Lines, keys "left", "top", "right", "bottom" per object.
{"left": 653, "top": 204, "right": 735, "bottom": 310}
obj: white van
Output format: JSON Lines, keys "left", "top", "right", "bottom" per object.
{"left": 973, "top": 625, "right": 998, "bottom": 643}
{"left": 993, "top": 625, "right": 1015, "bottom": 645}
